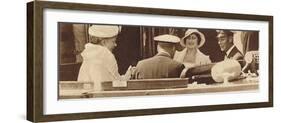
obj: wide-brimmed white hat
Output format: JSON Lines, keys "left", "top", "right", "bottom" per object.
{"left": 154, "top": 34, "right": 180, "bottom": 43}
{"left": 181, "top": 29, "right": 205, "bottom": 48}
{"left": 88, "top": 25, "right": 120, "bottom": 38}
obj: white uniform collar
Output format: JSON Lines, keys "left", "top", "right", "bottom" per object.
{"left": 226, "top": 45, "right": 235, "bottom": 56}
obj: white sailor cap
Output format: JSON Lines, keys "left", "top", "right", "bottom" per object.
{"left": 153, "top": 34, "right": 180, "bottom": 43}
{"left": 88, "top": 25, "right": 120, "bottom": 38}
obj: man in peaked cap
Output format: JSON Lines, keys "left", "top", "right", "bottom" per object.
{"left": 77, "top": 25, "right": 133, "bottom": 91}
{"left": 216, "top": 30, "right": 243, "bottom": 60}
{"left": 134, "top": 34, "right": 185, "bottom": 79}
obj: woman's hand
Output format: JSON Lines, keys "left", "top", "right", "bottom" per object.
{"left": 124, "top": 66, "right": 136, "bottom": 80}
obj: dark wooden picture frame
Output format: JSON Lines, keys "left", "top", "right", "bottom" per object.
{"left": 27, "top": 1, "right": 273, "bottom": 122}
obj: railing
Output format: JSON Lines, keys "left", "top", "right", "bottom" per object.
{"left": 59, "top": 76, "right": 258, "bottom": 99}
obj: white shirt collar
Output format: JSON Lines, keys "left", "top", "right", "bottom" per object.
{"left": 226, "top": 45, "right": 235, "bottom": 56}
{"left": 157, "top": 45, "right": 171, "bottom": 57}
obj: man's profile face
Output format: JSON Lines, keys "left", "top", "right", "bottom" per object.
{"left": 217, "top": 33, "right": 233, "bottom": 52}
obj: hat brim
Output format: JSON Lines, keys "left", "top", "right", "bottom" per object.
{"left": 88, "top": 25, "right": 119, "bottom": 38}
{"left": 154, "top": 34, "right": 180, "bottom": 43}
{"left": 181, "top": 31, "right": 206, "bottom": 48}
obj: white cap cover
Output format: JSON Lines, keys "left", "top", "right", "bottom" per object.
{"left": 154, "top": 34, "right": 180, "bottom": 43}
{"left": 88, "top": 25, "right": 119, "bottom": 38}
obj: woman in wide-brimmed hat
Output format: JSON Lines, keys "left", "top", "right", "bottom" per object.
{"left": 173, "top": 29, "right": 211, "bottom": 68}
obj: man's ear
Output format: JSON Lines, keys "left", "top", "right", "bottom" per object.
{"left": 228, "top": 36, "right": 234, "bottom": 43}
{"left": 100, "top": 40, "right": 106, "bottom": 46}
{"left": 175, "top": 43, "right": 184, "bottom": 51}
{"left": 172, "top": 45, "right": 176, "bottom": 51}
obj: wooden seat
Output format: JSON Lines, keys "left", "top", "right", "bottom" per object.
{"left": 102, "top": 78, "right": 189, "bottom": 91}
{"left": 59, "top": 62, "right": 82, "bottom": 81}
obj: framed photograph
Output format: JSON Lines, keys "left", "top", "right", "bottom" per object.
{"left": 27, "top": 1, "right": 273, "bottom": 122}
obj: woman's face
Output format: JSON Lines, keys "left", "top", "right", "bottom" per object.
{"left": 102, "top": 37, "right": 117, "bottom": 52}
{"left": 185, "top": 33, "right": 199, "bottom": 49}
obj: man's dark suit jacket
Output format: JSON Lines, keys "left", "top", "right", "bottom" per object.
{"left": 225, "top": 46, "right": 244, "bottom": 60}
{"left": 135, "top": 52, "right": 185, "bottom": 79}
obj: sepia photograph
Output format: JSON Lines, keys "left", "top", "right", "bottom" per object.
{"left": 58, "top": 23, "right": 260, "bottom": 99}
{"left": 27, "top": 1, "right": 273, "bottom": 122}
